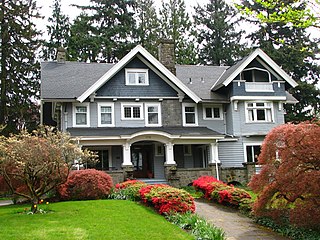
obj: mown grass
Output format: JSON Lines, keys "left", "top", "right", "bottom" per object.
{"left": 0, "top": 200, "right": 193, "bottom": 240}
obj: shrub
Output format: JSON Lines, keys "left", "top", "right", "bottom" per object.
{"left": 111, "top": 180, "right": 147, "bottom": 201}
{"left": 139, "top": 184, "right": 195, "bottom": 214}
{"left": 58, "top": 169, "right": 113, "bottom": 200}
{"left": 115, "top": 179, "right": 145, "bottom": 189}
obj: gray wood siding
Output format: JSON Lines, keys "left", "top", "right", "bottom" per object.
{"left": 231, "top": 82, "right": 286, "bottom": 97}
{"left": 225, "top": 103, "right": 234, "bottom": 135}
{"left": 197, "top": 104, "right": 225, "bottom": 134}
{"left": 96, "top": 57, "right": 178, "bottom": 97}
{"left": 154, "top": 156, "right": 165, "bottom": 179}
{"left": 111, "top": 146, "right": 123, "bottom": 170}
{"left": 218, "top": 140, "right": 244, "bottom": 167}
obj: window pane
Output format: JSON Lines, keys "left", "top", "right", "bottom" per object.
{"left": 101, "top": 106, "right": 111, "bottom": 113}
{"left": 148, "top": 106, "right": 157, "bottom": 113}
{"left": 128, "top": 73, "right": 136, "bottom": 84}
{"left": 76, "top": 106, "right": 87, "bottom": 113}
{"left": 256, "top": 102, "right": 265, "bottom": 107}
{"left": 246, "top": 146, "right": 253, "bottom": 162}
{"left": 253, "top": 146, "right": 261, "bottom": 162}
{"left": 205, "top": 108, "right": 212, "bottom": 118}
{"left": 138, "top": 73, "right": 146, "bottom": 84}
{"left": 247, "top": 103, "right": 254, "bottom": 107}
{"left": 248, "top": 109, "right": 254, "bottom": 121}
{"left": 76, "top": 113, "right": 87, "bottom": 125}
{"left": 257, "top": 109, "right": 266, "bottom": 120}
{"left": 185, "top": 107, "right": 195, "bottom": 113}
{"left": 124, "top": 107, "right": 131, "bottom": 118}
{"left": 101, "top": 113, "right": 111, "bottom": 124}
{"left": 213, "top": 108, "right": 220, "bottom": 118}
{"left": 186, "top": 113, "right": 195, "bottom": 124}
{"left": 132, "top": 107, "right": 140, "bottom": 118}
{"left": 148, "top": 113, "right": 158, "bottom": 124}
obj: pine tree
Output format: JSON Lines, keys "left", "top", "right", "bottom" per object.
{"left": 239, "top": 0, "right": 320, "bottom": 122}
{"left": 135, "top": 0, "right": 160, "bottom": 57}
{"left": 71, "top": 0, "right": 136, "bottom": 63}
{"left": 0, "top": 0, "right": 41, "bottom": 135}
{"left": 194, "top": 0, "right": 246, "bottom": 65}
{"left": 43, "top": 0, "right": 70, "bottom": 61}
{"left": 159, "top": 0, "right": 197, "bottom": 64}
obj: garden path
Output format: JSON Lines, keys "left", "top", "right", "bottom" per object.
{"left": 195, "top": 199, "right": 289, "bottom": 240}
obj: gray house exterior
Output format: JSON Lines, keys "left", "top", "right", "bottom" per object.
{"left": 41, "top": 43, "right": 298, "bottom": 186}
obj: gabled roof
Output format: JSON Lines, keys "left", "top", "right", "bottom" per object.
{"left": 211, "top": 48, "right": 298, "bottom": 90}
{"left": 76, "top": 45, "right": 201, "bottom": 103}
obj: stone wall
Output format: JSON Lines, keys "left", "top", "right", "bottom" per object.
{"left": 107, "top": 171, "right": 125, "bottom": 185}
{"left": 161, "top": 100, "right": 182, "bottom": 126}
{"left": 166, "top": 167, "right": 212, "bottom": 187}
{"left": 220, "top": 167, "right": 249, "bottom": 185}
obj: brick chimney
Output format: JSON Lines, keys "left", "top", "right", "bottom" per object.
{"left": 56, "top": 47, "right": 66, "bottom": 63}
{"left": 158, "top": 39, "right": 176, "bottom": 75}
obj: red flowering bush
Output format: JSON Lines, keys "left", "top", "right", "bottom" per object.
{"left": 58, "top": 169, "right": 113, "bottom": 200}
{"left": 115, "top": 179, "right": 145, "bottom": 189}
{"left": 139, "top": 184, "right": 195, "bottom": 214}
{"left": 193, "top": 176, "right": 252, "bottom": 208}
{"left": 113, "top": 180, "right": 147, "bottom": 201}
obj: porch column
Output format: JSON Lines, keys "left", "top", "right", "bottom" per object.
{"left": 164, "top": 142, "right": 176, "bottom": 165}
{"left": 209, "top": 142, "right": 220, "bottom": 180}
{"left": 122, "top": 142, "right": 133, "bottom": 166}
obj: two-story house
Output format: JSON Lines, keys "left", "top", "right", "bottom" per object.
{"left": 41, "top": 41, "right": 298, "bottom": 186}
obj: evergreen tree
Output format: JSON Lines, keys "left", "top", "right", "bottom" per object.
{"left": 194, "top": 0, "right": 246, "bottom": 65}
{"left": 71, "top": 0, "right": 136, "bottom": 63}
{"left": 159, "top": 0, "right": 197, "bottom": 64}
{"left": 135, "top": 0, "right": 160, "bottom": 57}
{"left": 43, "top": 0, "right": 70, "bottom": 61}
{"left": 0, "top": 0, "right": 41, "bottom": 135}
{"left": 239, "top": 0, "right": 320, "bottom": 122}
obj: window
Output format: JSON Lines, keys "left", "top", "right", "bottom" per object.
{"left": 98, "top": 103, "right": 114, "bottom": 127}
{"left": 245, "top": 145, "right": 261, "bottom": 163}
{"left": 145, "top": 103, "right": 161, "bottom": 126}
{"left": 125, "top": 69, "right": 149, "bottom": 85}
{"left": 73, "top": 103, "right": 90, "bottom": 127}
{"left": 121, "top": 103, "right": 143, "bottom": 120}
{"left": 246, "top": 102, "right": 273, "bottom": 123}
{"left": 155, "top": 143, "right": 164, "bottom": 156}
{"left": 240, "top": 68, "right": 271, "bottom": 82}
{"left": 182, "top": 103, "right": 198, "bottom": 126}
{"left": 203, "top": 105, "right": 223, "bottom": 120}
{"left": 184, "top": 145, "right": 192, "bottom": 156}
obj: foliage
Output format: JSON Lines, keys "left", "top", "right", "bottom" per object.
{"left": 193, "top": 176, "right": 253, "bottom": 210}
{"left": 166, "top": 211, "right": 226, "bottom": 240}
{"left": 70, "top": 0, "right": 136, "bottom": 63}
{"left": 194, "top": 0, "right": 246, "bottom": 65}
{"left": 159, "top": 0, "right": 197, "bottom": 64}
{"left": 139, "top": 184, "right": 195, "bottom": 214}
{"left": 42, "top": 0, "right": 70, "bottom": 61}
{"left": 180, "top": 186, "right": 204, "bottom": 199}
{"left": 0, "top": 0, "right": 41, "bottom": 134}
{"left": 0, "top": 126, "right": 96, "bottom": 213}
{"left": 111, "top": 180, "right": 147, "bottom": 200}
{"left": 0, "top": 200, "right": 193, "bottom": 240}
{"left": 57, "top": 169, "right": 113, "bottom": 201}
{"left": 249, "top": 122, "right": 320, "bottom": 230}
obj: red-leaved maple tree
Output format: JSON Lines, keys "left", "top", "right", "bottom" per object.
{"left": 249, "top": 121, "right": 320, "bottom": 230}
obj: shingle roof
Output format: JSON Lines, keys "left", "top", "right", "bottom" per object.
{"left": 41, "top": 61, "right": 114, "bottom": 99}
{"left": 67, "top": 127, "right": 223, "bottom": 137}
{"left": 176, "top": 65, "right": 229, "bottom": 101}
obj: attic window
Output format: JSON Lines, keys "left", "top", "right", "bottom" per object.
{"left": 125, "top": 68, "right": 149, "bottom": 85}
{"left": 241, "top": 67, "right": 271, "bottom": 82}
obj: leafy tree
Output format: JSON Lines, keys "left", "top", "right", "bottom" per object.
{"left": 0, "top": 0, "right": 41, "bottom": 135}
{"left": 194, "top": 0, "right": 246, "bottom": 65}
{"left": 134, "top": 0, "right": 160, "bottom": 57}
{"left": 238, "top": 0, "right": 320, "bottom": 122}
{"left": 71, "top": 0, "right": 136, "bottom": 63}
{"left": 0, "top": 127, "right": 96, "bottom": 213}
{"left": 42, "top": 0, "right": 70, "bottom": 61}
{"left": 249, "top": 122, "right": 320, "bottom": 230}
{"left": 159, "top": 0, "right": 197, "bottom": 64}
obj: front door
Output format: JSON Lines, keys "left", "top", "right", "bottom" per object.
{"left": 131, "top": 145, "right": 153, "bottom": 178}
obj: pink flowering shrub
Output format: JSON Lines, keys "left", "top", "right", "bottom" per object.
{"left": 139, "top": 184, "right": 195, "bottom": 214}
{"left": 58, "top": 169, "right": 113, "bottom": 200}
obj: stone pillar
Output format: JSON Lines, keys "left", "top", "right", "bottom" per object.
{"left": 122, "top": 142, "right": 134, "bottom": 180}
{"left": 243, "top": 162, "right": 256, "bottom": 183}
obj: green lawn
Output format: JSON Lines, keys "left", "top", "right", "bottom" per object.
{"left": 0, "top": 200, "right": 193, "bottom": 240}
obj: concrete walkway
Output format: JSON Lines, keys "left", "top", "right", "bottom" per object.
{"left": 195, "top": 199, "right": 289, "bottom": 240}
{"left": 0, "top": 200, "right": 13, "bottom": 206}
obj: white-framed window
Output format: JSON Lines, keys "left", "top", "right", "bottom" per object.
{"left": 182, "top": 103, "right": 198, "bottom": 126}
{"left": 73, "top": 103, "right": 90, "bottom": 127}
{"left": 145, "top": 103, "right": 161, "bottom": 126}
{"left": 121, "top": 103, "right": 143, "bottom": 120}
{"left": 98, "top": 103, "right": 114, "bottom": 127}
{"left": 125, "top": 68, "right": 149, "bottom": 85}
{"left": 155, "top": 143, "right": 164, "bottom": 156}
{"left": 245, "top": 101, "right": 273, "bottom": 123}
{"left": 203, "top": 105, "right": 223, "bottom": 120}
{"left": 244, "top": 143, "right": 262, "bottom": 163}
{"left": 184, "top": 145, "right": 192, "bottom": 156}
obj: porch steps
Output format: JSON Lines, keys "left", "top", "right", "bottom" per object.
{"left": 138, "top": 179, "right": 169, "bottom": 185}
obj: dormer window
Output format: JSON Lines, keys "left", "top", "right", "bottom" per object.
{"left": 240, "top": 67, "right": 271, "bottom": 82}
{"left": 125, "top": 68, "right": 149, "bottom": 85}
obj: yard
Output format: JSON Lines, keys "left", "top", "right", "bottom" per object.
{"left": 0, "top": 200, "right": 193, "bottom": 240}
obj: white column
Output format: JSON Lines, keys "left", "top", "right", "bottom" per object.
{"left": 209, "top": 142, "right": 220, "bottom": 164}
{"left": 165, "top": 142, "right": 176, "bottom": 165}
{"left": 122, "top": 142, "right": 133, "bottom": 166}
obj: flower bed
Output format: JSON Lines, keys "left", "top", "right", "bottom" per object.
{"left": 193, "top": 176, "right": 252, "bottom": 210}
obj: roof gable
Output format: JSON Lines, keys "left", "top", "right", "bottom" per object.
{"left": 211, "top": 48, "right": 298, "bottom": 91}
{"left": 77, "top": 45, "right": 201, "bottom": 103}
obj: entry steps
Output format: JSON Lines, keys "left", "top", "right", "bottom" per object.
{"left": 138, "top": 178, "right": 168, "bottom": 185}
